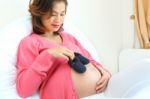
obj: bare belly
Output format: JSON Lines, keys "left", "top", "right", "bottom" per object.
{"left": 71, "top": 64, "right": 101, "bottom": 98}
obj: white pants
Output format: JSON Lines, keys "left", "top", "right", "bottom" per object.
{"left": 105, "top": 59, "right": 150, "bottom": 98}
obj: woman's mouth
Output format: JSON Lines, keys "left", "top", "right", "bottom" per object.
{"left": 51, "top": 24, "right": 60, "bottom": 28}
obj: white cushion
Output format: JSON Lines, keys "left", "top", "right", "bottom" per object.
{"left": 0, "top": 16, "right": 38, "bottom": 99}
{"left": 0, "top": 16, "right": 100, "bottom": 99}
{"left": 119, "top": 48, "right": 150, "bottom": 71}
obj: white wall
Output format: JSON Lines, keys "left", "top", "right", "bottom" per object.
{"left": 121, "top": 0, "right": 134, "bottom": 49}
{"left": 0, "top": 0, "right": 134, "bottom": 74}
{"left": 0, "top": 0, "right": 29, "bottom": 28}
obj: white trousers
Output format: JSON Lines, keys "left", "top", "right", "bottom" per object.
{"left": 105, "top": 59, "right": 150, "bottom": 98}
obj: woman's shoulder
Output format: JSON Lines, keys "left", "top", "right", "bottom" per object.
{"left": 19, "top": 33, "right": 40, "bottom": 47}
{"left": 60, "top": 31, "right": 77, "bottom": 41}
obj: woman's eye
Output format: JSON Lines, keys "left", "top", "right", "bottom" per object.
{"left": 52, "top": 14, "right": 57, "bottom": 16}
{"left": 61, "top": 14, "right": 65, "bottom": 16}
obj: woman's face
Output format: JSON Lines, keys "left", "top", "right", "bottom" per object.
{"left": 42, "top": 1, "right": 66, "bottom": 33}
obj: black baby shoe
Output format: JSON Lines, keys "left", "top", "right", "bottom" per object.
{"left": 74, "top": 52, "right": 89, "bottom": 65}
{"left": 68, "top": 56, "right": 86, "bottom": 73}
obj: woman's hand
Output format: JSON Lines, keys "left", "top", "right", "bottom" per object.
{"left": 95, "top": 67, "right": 111, "bottom": 93}
{"left": 47, "top": 47, "right": 75, "bottom": 60}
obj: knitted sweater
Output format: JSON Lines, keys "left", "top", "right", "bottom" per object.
{"left": 16, "top": 32, "right": 104, "bottom": 99}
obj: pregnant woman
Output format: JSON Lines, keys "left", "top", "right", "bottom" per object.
{"left": 15, "top": 0, "right": 111, "bottom": 99}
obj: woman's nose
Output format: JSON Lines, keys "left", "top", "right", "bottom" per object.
{"left": 54, "top": 15, "right": 61, "bottom": 22}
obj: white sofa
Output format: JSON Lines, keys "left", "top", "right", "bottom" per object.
{"left": 119, "top": 49, "right": 150, "bottom": 71}
{"left": 118, "top": 49, "right": 150, "bottom": 98}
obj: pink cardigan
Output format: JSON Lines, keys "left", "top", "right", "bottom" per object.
{"left": 16, "top": 32, "right": 104, "bottom": 99}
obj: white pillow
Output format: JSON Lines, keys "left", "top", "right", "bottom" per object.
{"left": 0, "top": 16, "right": 38, "bottom": 99}
{"left": 0, "top": 16, "right": 100, "bottom": 99}
{"left": 119, "top": 49, "right": 150, "bottom": 71}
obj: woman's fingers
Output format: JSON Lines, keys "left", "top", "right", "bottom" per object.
{"left": 95, "top": 70, "right": 110, "bottom": 93}
{"left": 47, "top": 47, "right": 75, "bottom": 60}
{"left": 62, "top": 47, "right": 75, "bottom": 60}
{"left": 96, "top": 75, "right": 105, "bottom": 85}
{"left": 96, "top": 76, "right": 106, "bottom": 89}
{"left": 59, "top": 53, "right": 70, "bottom": 60}
{"left": 96, "top": 83, "right": 107, "bottom": 93}
{"left": 96, "top": 79, "right": 107, "bottom": 92}
{"left": 63, "top": 51, "right": 73, "bottom": 60}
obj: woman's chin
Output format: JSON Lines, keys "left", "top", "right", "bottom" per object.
{"left": 53, "top": 28, "right": 60, "bottom": 32}
{"left": 53, "top": 28, "right": 59, "bottom": 32}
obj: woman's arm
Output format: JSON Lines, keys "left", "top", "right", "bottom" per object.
{"left": 16, "top": 36, "right": 75, "bottom": 98}
{"left": 16, "top": 37, "right": 55, "bottom": 98}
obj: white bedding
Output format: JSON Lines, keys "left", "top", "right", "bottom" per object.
{"left": 119, "top": 48, "right": 150, "bottom": 71}
{"left": 131, "top": 85, "right": 150, "bottom": 98}
{"left": 118, "top": 49, "right": 150, "bottom": 98}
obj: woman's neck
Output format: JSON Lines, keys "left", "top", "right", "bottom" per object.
{"left": 41, "top": 32, "right": 58, "bottom": 38}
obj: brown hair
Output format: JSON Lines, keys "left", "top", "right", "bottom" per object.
{"left": 29, "top": 0, "right": 68, "bottom": 34}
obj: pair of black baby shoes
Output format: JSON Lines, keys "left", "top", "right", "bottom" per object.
{"left": 68, "top": 52, "right": 89, "bottom": 73}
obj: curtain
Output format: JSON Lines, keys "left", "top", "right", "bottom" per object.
{"left": 134, "top": 0, "right": 150, "bottom": 48}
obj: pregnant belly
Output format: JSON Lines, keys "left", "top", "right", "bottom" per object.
{"left": 71, "top": 64, "right": 101, "bottom": 98}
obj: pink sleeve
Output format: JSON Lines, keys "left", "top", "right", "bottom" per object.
{"left": 16, "top": 37, "right": 55, "bottom": 98}
{"left": 72, "top": 36, "right": 111, "bottom": 74}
